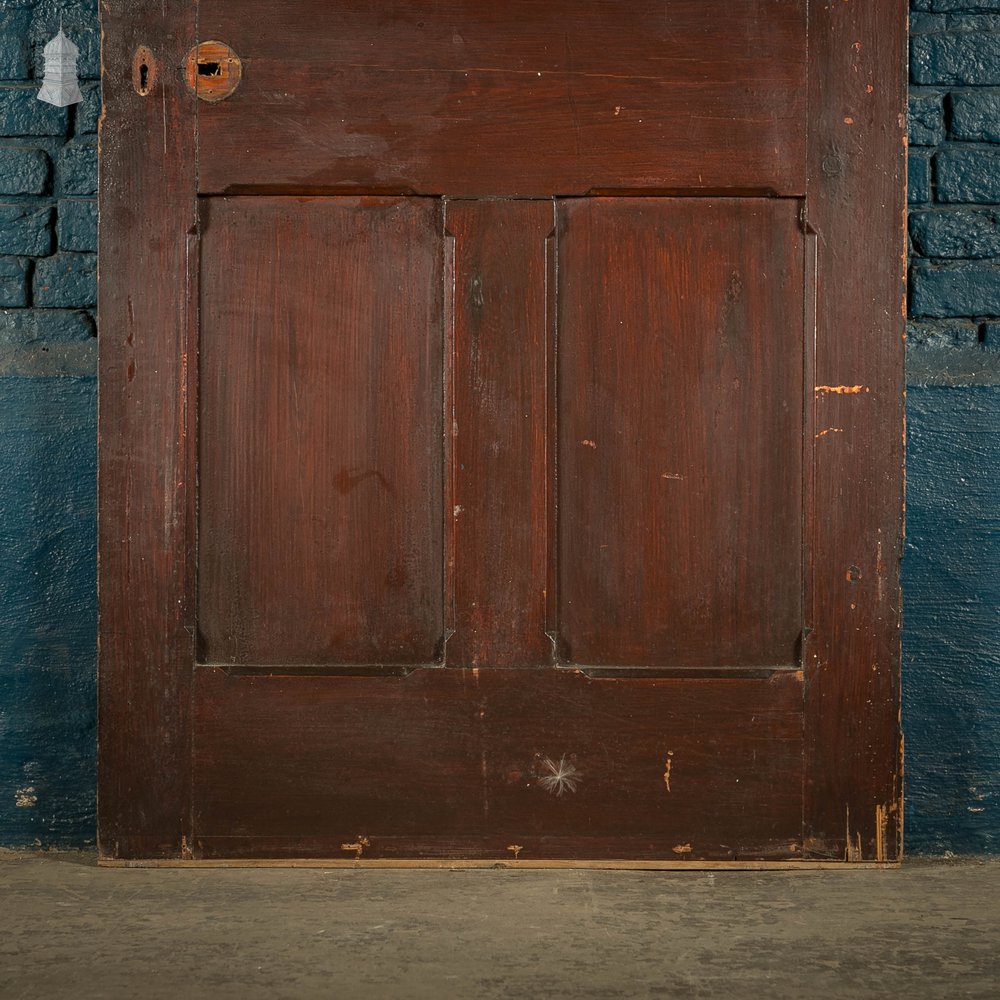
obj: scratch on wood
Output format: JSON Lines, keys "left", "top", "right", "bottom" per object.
{"left": 845, "top": 806, "right": 863, "bottom": 862}
{"left": 875, "top": 803, "right": 888, "bottom": 863}
{"left": 341, "top": 836, "right": 371, "bottom": 861}
{"left": 663, "top": 751, "right": 674, "bottom": 792}
{"left": 180, "top": 836, "right": 194, "bottom": 861}
{"left": 507, "top": 844, "right": 523, "bottom": 860}
{"left": 814, "top": 385, "right": 870, "bottom": 395}
{"left": 672, "top": 843, "right": 692, "bottom": 855}
{"left": 815, "top": 427, "right": 844, "bottom": 438}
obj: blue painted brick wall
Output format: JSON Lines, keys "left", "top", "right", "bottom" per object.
{"left": 1, "top": 0, "right": 999, "bottom": 853}
{"left": 0, "top": 0, "right": 98, "bottom": 848}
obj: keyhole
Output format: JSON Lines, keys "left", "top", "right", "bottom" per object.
{"left": 132, "top": 45, "right": 155, "bottom": 96}
{"left": 197, "top": 61, "right": 221, "bottom": 77}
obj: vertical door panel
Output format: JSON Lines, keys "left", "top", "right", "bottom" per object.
{"left": 557, "top": 199, "right": 804, "bottom": 668}
{"left": 198, "top": 197, "right": 444, "bottom": 666}
{"left": 445, "top": 200, "right": 554, "bottom": 667}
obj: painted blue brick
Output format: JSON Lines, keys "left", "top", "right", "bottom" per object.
{"left": 0, "top": 204, "right": 53, "bottom": 256}
{"left": 907, "top": 320, "right": 982, "bottom": 348}
{"left": 0, "top": 10, "right": 32, "bottom": 81}
{"left": 0, "top": 145, "right": 49, "bottom": 195}
{"left": 913, "top": 2, "right": 1000, "bottom": 12}
{"left": 911, "top": 260, "right": 1000, "bottom": 317}
{"left": 33, "top": 252, "right": 95, "bottom": 308}
{"left": 56, "top": 199, "right": 96, "bottom": 252}
{"left": 951, "top": 90, "right": 1000, "bottom": 142}
{"left": 75, "top": 84, "right": 100, "bottom": 135}
{"left": 56, "top": 139, "right": 96, "bottom": 196}
{"left": 911, "top": 209, "right": 1000, "bottom": 258}
{"left": 910, "top": 93, "right": 946, "bottom": 145}
{"left": 0, "top": 376, "right": 96, "bottom": 848}
{"left": 0, "top": 84, "right": 67, "bottom": 137}
{"left": 909, "top": 150, "right": 933, "bottom": 204}
{"left": 937, "top": 146, "right": 1000, "bottom": 202}
{"left": 911, "top": 31, "right": 1000, "bottom": 85}
{"left": 0, "top": 256, "right": 28, "bottom": 307}
{"left": 904, "top": 386, "right": 1000, "bottom": 854}
{"left": 0, "top": 308, "right": 93, "bottom": 345}
{"left": 0, "top": 36, "right": 31, "bottom": 81}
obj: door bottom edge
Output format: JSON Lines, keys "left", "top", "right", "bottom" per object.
{"left": 98, "top": 858, "right": 899, "bottom": 871}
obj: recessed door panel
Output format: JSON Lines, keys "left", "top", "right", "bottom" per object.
{"left": 198, "top": 196, "right": 444, "bottom": 666}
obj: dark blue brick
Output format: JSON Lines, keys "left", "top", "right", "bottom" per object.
{"left": 74, "top": 83, "right": 100, "bottom": 135}
{"left": 56, "top": 199, "right": 95, "bottom": 252}
{"left": 909, "top": 150, "right": 933, "bottom": 204}
{"left": 910, "top": 94, "right": 946, "bottom": 145}
{"left": 937, "top": 146, "right": 1000, "bottom": 202}
{"left": 907, "top": 320, "right": 981, "bottom": 349}
{"left": 33, "top": 252, "right": 95, "bottom": 308}
{"left": 0, "top": 84, "right": 67, "bottom": 136}
{"left": 911, "top": 209, "right": 1000, "bottom": 258}
{"left": 912, "top": 2, "right": 1000, "bottom": 12}
{"left": 911, "top": 261, "right": 1000, "bottom": 317}
{"left": 0, "top": 145, "right": 49, "bottom": 194}
{"left": 0, "top": 256, "right": 29, "bottom": 307}
{"left": 56, "top": 139, "right": 96, "bottom": 196}
{"left": 0, "top": 203, "right": 53, "bottom": 256}
{"left": 0, "top": 11, "right": 32, "bottom": 80}
{"left": 911, "top": 31, "right": 1000, "bottom": 85}
{"left": 0, "top": 308, "right": 93, "bottom": 345}
{"left": 950, "top": 90, "right": 1000, "bottom": 142}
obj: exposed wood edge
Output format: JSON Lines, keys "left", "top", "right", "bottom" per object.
{"left": 99, "top": 858, "right": 899, "bottom": 871}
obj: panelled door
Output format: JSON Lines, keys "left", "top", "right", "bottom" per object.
{"left": 98, "top": 1, "right": 906, "bottom": 864}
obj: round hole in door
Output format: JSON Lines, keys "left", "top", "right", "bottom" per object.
{"left": 184, "top": 41, "right": 242, "bottom": 102}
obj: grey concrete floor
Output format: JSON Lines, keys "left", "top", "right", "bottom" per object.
{"left": 1, "top": 854, "right": 998, "bottom": 999}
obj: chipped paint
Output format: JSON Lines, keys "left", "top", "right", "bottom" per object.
{"left": 672, "top": 843, "right": 692, "bottom": 855}
{"left": 663, "top": 751, "right": 674, "bottom": 792}
{"left": 14, "top": 787, "right": 37, "bottom": 808}
{"left": 815, "top": 427, "right": 844, "bottom": 438}
{"left": 580, "top": 439, "right": 597, "bottom": 449}
{"left": 341, "top": 836, "right": 371, "bottom": 861}
{"left": 814, "top": 385, "right": 869, "bottom": 395}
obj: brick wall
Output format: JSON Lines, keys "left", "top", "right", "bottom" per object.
{"left": 0, "top": 0, "right": 98, "bottom": 374}
{"left": 0, "top": 1, "right": 98, "bottom": 847}
{"left": 909, "top": 0, "right": 1000, "bottom": 379}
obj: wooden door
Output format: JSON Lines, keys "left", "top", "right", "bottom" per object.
{"left": 98, "top": 1, "right": 906, "bottom": 865}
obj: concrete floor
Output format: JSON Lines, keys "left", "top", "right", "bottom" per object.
{"left": 1, "top": 854, "right": 998, "bottom": 999}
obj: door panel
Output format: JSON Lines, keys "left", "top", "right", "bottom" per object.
{"left": 198, "top": 196, "right": 444, "bottom": 666}
{"left": 556, "top": 198, "right": 804, "bottom": 668}
{"left": 197, "top": 0, "right": 808, "bottom": 197}
{"left": 192, "top": 667, "right": 804, "bottom": 859}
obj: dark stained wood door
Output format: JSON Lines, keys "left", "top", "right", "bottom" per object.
{"left": 98, "top": 1, "right": 906, "bottom": 865}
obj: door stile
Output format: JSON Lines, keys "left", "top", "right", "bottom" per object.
{"left": 97, "top": 0, "right": 199, "bottom": 860}
{"left": 803, "top": 0, "right": 907, "bottom": 861}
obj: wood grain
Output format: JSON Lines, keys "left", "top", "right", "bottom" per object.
{"left": 445, "top": 200, "right": 554, "bottom": 667}
{"left": 196, "top": 0, "right": 807, "bottom": 197}
{"left": 192, "top": 666, "right": 805, "bottom": 860}
{"left": 198, "top": 197, "right": 444, "bottom": 666}
{"left": 97, "top": 0, "right": 198, "bottom": 860}
{"left": 802, "top": 0, "right": 906, "bottom": 862}
{"left": 556, "top": 198, "right": 804, "bottom": 668}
